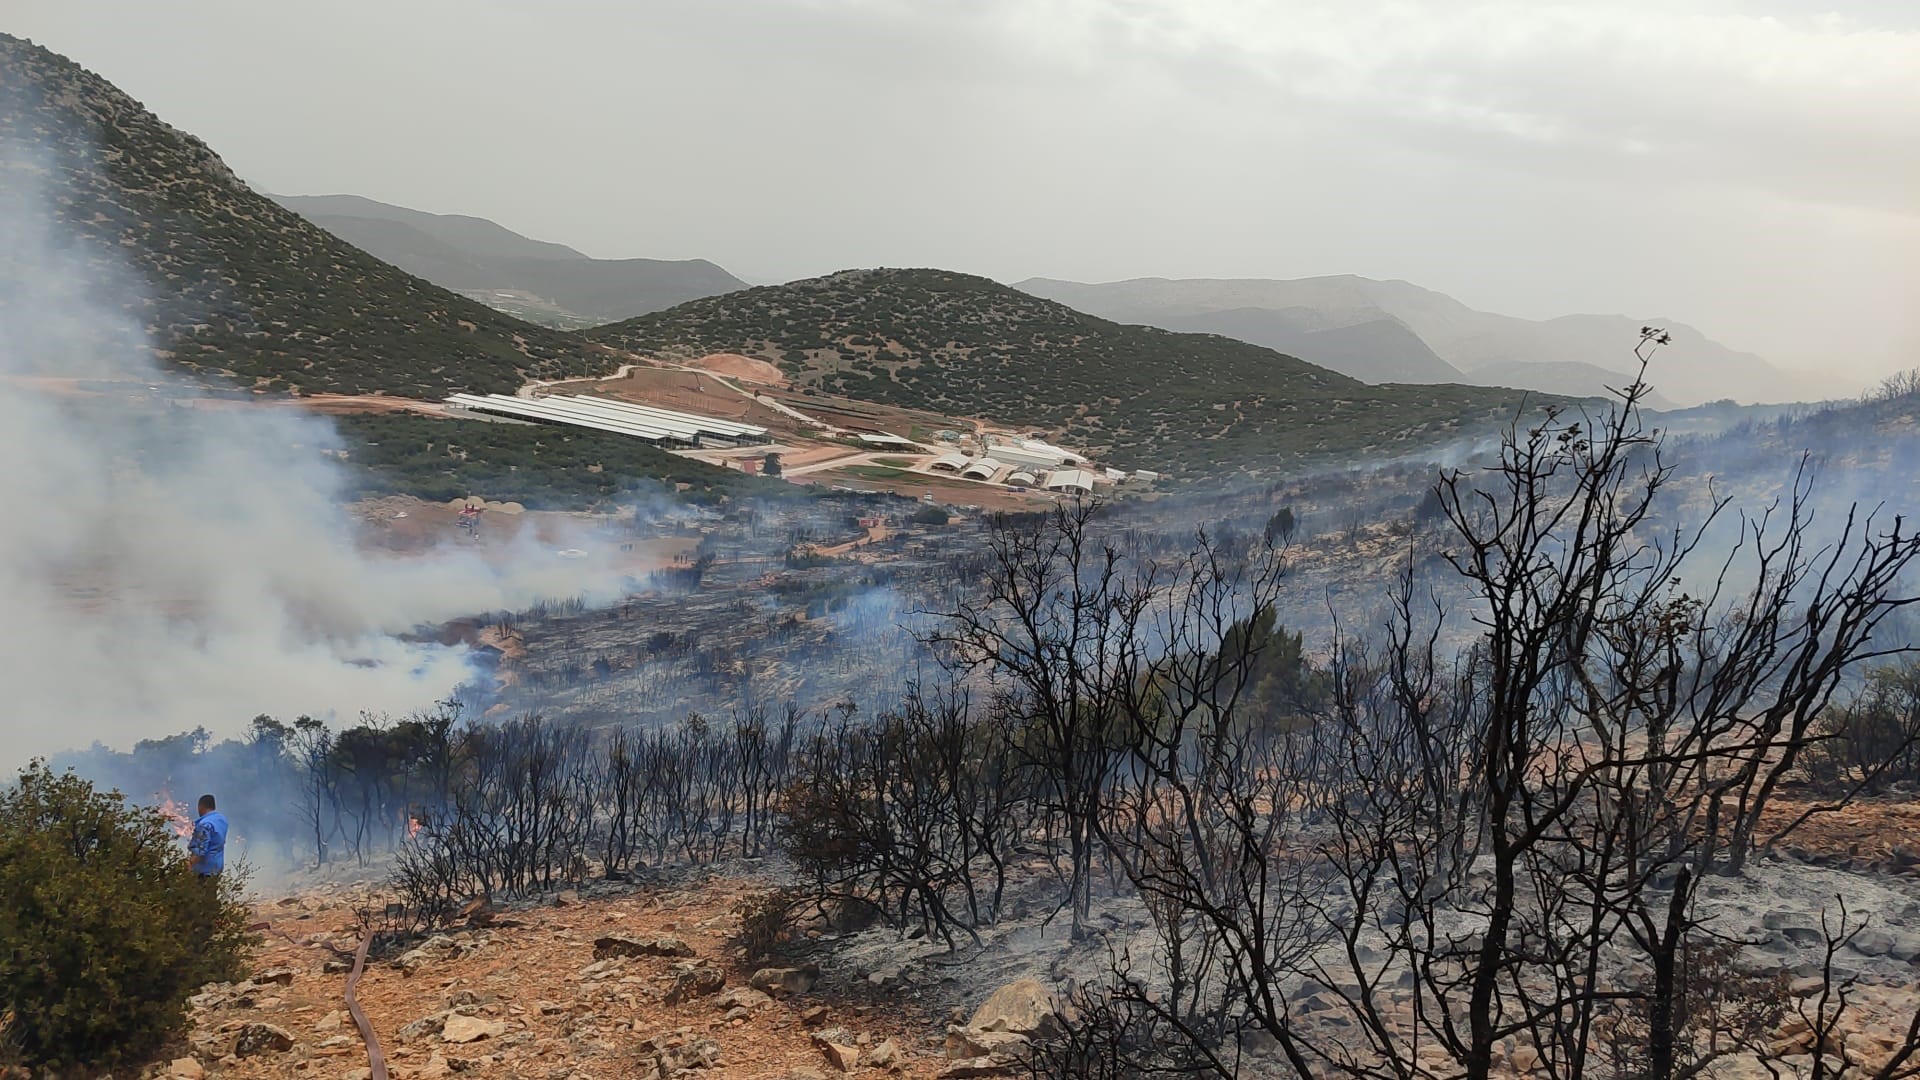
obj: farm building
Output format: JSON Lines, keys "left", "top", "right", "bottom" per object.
{"left": 960, "top": 458, "right": 1006, "bottom": 481}
{"left": 929, "top": 453, "right": 970, "bottom": 473}
{"left": 989, "top": 437, "right": 1086, "bottom": 470}
{"left": 444, "top": 393, "right": 770, "bottom": 447}
{"left": 1007, "top": 470, "right": 1038, "bottom": 487}
{"left": 1043, "top": 468, "right": 1096, "bottom": 495}
{"left": 857, "top": 432, "right": 918, "bottom": 449}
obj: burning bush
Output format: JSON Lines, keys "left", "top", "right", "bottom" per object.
{"left": 0, "top": 762, "right": 252, "bottom": 1072}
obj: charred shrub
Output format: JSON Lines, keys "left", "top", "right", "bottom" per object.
{"left": 0, "top": 762, "right": 252, "bottom": 1072}
{"left": 777, "top": 691, "right": 1029, "bottom": 948}
{"left": 733, "top": 886, "right": 804, "bottom": 963}
{"left": 1803, "top": 662, "right": 1920, "bottom": 792}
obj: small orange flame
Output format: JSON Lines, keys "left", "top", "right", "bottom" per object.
{"left": 157, "top": 793, "right": 195, "bottom": 840}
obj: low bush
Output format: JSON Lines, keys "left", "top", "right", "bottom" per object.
{"left": 0, "top": 762, "right": 253, "bottom": 1072}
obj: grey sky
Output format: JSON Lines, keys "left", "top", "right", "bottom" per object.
{"left": 12, "top": 0, "right": 1919, "bottom": 384}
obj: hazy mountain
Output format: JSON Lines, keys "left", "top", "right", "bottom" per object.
{"left": 0, "top": 33, "right": 604, "bottom": 396}
{"left": 273, "top": 193, "right": 589, "bottom": 261}
{"left": 276, "top": 194, "right": 747, "bottom": 327}
{"left": 1016, "top": 275, "right": 1813, "bottom": 407}
{"left": 588, "top": 268, "right": 1549, "bottom": 474}
{"left": 1153, "top": 307, "right": 1463, "bottom": 384}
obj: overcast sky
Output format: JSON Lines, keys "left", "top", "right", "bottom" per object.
{"left": 12, "top": 0, "right": 1919, "bottom": 383}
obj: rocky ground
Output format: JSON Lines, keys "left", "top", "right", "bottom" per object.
{"left": 148, "top": 865, "right": 1076, "bottom": 1080}
{"left": 144, "top": 796, "right": 1920, "bottom": 1080}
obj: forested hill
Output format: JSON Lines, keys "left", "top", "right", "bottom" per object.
{"left": 587, "top": 268, "right": 1547, "bottom": 473}
{"left": 0, "top": 34, "right": 610, "bottom": 397}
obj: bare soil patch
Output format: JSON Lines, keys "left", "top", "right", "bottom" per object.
{"left": 687, "top": 353, "right": 787, "bottom": 387}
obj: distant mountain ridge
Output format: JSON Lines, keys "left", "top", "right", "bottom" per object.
{"left": 276, "top": 194, "right": 747, "bottom": 327}
{"left": 1153, "top": 307, "right": 1465, "bottom": 385}
{"left": 1015, "top": 275, "right": 1812, "bottom": 407}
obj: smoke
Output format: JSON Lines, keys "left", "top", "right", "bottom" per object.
{"left": 0, "top": 166, "right": 629, "bottom": 763}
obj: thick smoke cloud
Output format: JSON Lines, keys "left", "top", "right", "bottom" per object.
{"left": 0, "top": 170, "right": 623, "bottom": 763}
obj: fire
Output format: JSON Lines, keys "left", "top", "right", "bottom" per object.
{"left": 157, "top": 793, "right": 195, "bottom": 840}
{"left": 407, "top": 816, "right": 424, "bottom": 840}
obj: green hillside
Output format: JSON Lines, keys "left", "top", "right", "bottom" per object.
{"left": 0, "top": 33, "right": 614, "bottom": 397}
{"left": 588, "top": 268, "right": 1547, "bottom": 473}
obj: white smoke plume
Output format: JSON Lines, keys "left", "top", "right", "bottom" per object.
{"left": 0, "top": 168, "right": 627, "bottom": 762}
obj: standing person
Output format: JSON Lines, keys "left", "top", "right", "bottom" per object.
{"left": 188, "top": 794, "right": 227, "bottom": 879}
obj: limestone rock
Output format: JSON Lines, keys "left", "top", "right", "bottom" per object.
{"left": 967, "top": 979, "right": 1067, "bottom": 1040}
{"left": 254, "top": 966, "right": 296, "bottom": 986}
{"left": 749, "top": 963, "right": 821, "bottom": 997}
{"left": 233, "top": 1022, "right": 295, "bottom": 1056}
{"left": 442, "top": 1014, "right": 507, "bottom": 1044}
{"left": 940, "top": 1057, "right": 1015, "bottom": 1078}
{"left": 314, "top": 1009, "right": 345, "bottom": 1033}
{"left": 167, "top": 1058, "right": 205, "bottom": 1079}
{"left": 818, "top": 1039, "right": 860, "bottom": 1072}
{"left": 945, "top": 1025, "right": 1029, "bottom": 1060}
{"left": 394, "top": 934, "right": 463, "bottom": 976}
{"left": 1851, "top": 928, "right": 1897, "bottom": 957}
{"left": 593, "top": 932, "right": 695, "bottom": 960}
{"left": 868, "top": 1038, "right": 902, "bottom": 1070}
{"left": 664, "top": 958, "right": 725, "bottom": 1004}
{"left": 716, "top": 986, "right": 773, "bottom": 1011}
{"left": 398, "top": 1011, "right": 450, "bottom": 1044}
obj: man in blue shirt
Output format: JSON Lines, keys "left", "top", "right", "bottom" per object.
{"left": 188, "top": 794, "right": 227, "bottom": 877}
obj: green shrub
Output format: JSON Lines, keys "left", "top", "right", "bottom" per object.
{"left": 0, "top": 762, "right": 253, "bottom": 1072}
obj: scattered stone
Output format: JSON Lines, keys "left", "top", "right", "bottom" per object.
{"left": 635, "top": 1026, "right": 722, "bottom": 1072}
{"left": 322, "top": 958, "right": 353, "bottom": 975}
{"left": 749, "top": 963, "right": 821, "bottom": 998}
{"left": 233, "top": 1022, "right": 295, "bottom": 1057}
{"left": 314, "top": 1010, "right": 345, "bottom": 1034}
{"left": 868, "top": 1038, "right": 902, "bottom": 1070}
{"left": 801, "top": 1005, "right": 831, "bottom": 1027}
{"left": 945, "top": 1025, "right": 1029, "bottom": 1060}
{"left": 1851, "top": 929, "right": 1898, "bottom": 957}
{"left": 664, "top": 958, "right": 726, "bottom": 1004}
{"left": 442, "top": 1014, "right": 507, "bottom": 1044}
{"left": 398, "top": 1012, "right": 451, "bottom": 1044}
{"left": 593, "top": 932, "right": 695, "bottom": 960}
{"left": 394, "top": 934, "right": 463, "bottom": 976}
{"left": 716, "top": 986, "right": 773, "bottom": 1011}
{"left": 167, "top": 1058, "right": 205, "bottom": 1079}
{"left": 817, "top": 1038, "right": 860, "bottom": 1072}
{"left": 254, "top": 966, "right": 296, "bottom": 986}
{"left": 940, "top": 1057, "right": 1014, "bottom": 1078}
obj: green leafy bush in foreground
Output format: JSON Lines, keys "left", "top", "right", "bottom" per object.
{"left": 0, "top": 763, "right": 253, "bottom": 1072}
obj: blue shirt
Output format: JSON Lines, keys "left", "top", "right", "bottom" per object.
{"left": 189, "top": 811, "right": 228, "bottom": 876}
